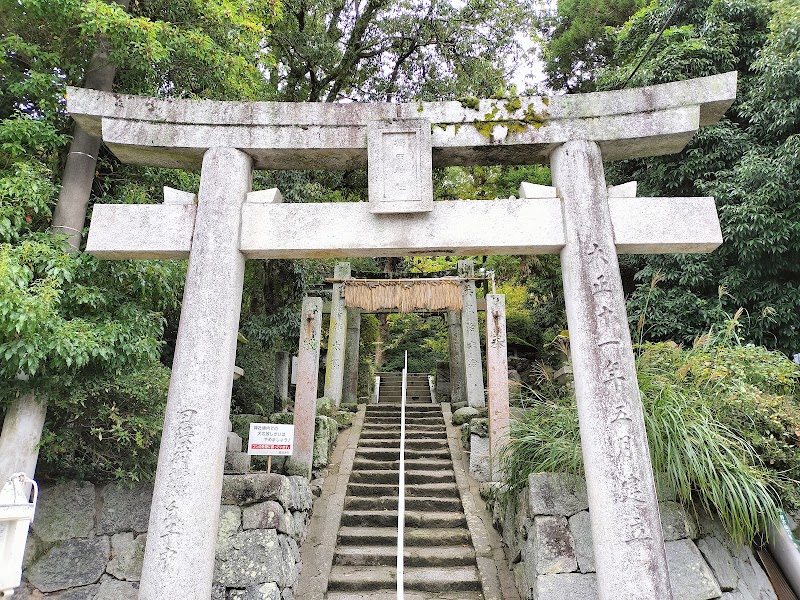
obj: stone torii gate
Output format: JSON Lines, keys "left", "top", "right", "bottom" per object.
{"left": 70, "top": 72, "right": 736, "bottom": 600}
{"left": 320, "top": 262, "right": 486, "bottom": 408}
{"left": 290, "top": 264, "right": 497, "bottom": 481}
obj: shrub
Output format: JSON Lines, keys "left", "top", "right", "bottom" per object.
{"left": 501, "top": 327, "right": 800, "bottom": 545}
{"left": 34, "top": 359, "right": 170, "bottom": 483}
{"left": 231, "top": 340, "right": 276, "bottom": 415}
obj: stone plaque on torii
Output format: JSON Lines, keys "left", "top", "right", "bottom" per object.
{"left": 69, "top": 72, "right": 736, "bottom": 600}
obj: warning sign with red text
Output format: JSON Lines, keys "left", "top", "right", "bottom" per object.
{"left": 247, "top": 423, "right": 294, "bottom": 456}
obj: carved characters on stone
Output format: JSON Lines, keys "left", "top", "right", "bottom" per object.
{"left": 367, "top": 119, "right": 433, "bottom": 213}
{"left": 302, "top": 306, "right": 320, "bottom": 351}
{"left": 584, "top": 236, "right": 653, "bottom": 546}
{"left": 173, "top": 409, "right": 197, "bottom": 468}
{"left": 159, "top": 499, "right": 181, "bottom": 562}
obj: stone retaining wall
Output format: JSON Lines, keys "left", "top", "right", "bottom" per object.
{"left": 17, "top": 473, "right": 313, "bottom": 600}
{"left": 486, "top": 473, "right": 779, "bottom": 600}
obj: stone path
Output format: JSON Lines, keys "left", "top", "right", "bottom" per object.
{"left": 327, "top": 373, "right": 483, "bottom": 599}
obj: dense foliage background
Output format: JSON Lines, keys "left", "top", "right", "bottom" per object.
{"left": 545, "top": 0, "right": 800, "bottom": 353}
{"left": 0, "top": 0, "right": 538, "bottom": 481}
{"left": 1, "top": 0, "right": 798, "bottom": 540}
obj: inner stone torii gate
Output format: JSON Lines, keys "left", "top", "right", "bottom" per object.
{"left": 322, "top": 263, "right": 486, "bottom": 408}
{"left": 72, "top": 72, "right": 736, "bottom": 600}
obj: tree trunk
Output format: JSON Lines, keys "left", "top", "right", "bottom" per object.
{"left": 52, "top": 0, "right": 130, "bottom": 251}
{"left": 0, "top": 1, "right": 129, "bottom": 486}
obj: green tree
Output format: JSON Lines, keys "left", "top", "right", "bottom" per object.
{"left": 539, "top": 0, "right": 645, "bottom": 91}
{"left": 0, "top": 0, "right": 281, "bottom": 481}
{"left": 268, "top": 0, "right": 534, "bottom": 102}
{"left": 238, "top": 0, "right": 540, "bottom": 374}
{"left": 593, "top": 0, "right": 800, "bottom": 352}
{"left": 383, "top": 313, "right": 449, "bottom": 373}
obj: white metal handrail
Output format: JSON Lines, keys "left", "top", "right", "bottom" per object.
{"left": 397, "top": 352, "right": 408, "bottom": 598}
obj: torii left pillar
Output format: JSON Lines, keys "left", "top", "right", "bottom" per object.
{"left": 139, "top": 148, "right": 253, "bottom": 600}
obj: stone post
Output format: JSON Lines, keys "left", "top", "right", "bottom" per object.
{"left": 446, "top": 311, "right": 466, "bottom": 406}
{"left": 342, "top": 307, "right": 362, "bottom": 407}
{"left": 458, "top": 260, "right": 485, "bottom": 408}
{"left": 551, "top": 140, "right": 672, "bottom": 600}
{"left": 323, "top": 262, "right": 350, "bottom": 406}
{"left": 274, "top": 351, "right": 290, "bottom": 411}
{"left": 138, "top": 148, "right": 253, "bottom": 600}
{"left": 485, "top": 294, "right": 510, "bottom": 481}
{"left": 288, "top": 297, "right": 323, "bottom": 479}
{"left": 0, "top": 391, "right": 47, "bottom": 483}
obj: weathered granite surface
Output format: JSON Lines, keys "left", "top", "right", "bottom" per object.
{"left": 665, "top": 539, "right": 722, "bottom": 600}
{"left": 527, "top": 473, "right": 588, "bottom": 517}
{"left": 97, "top": 483, "right": 151, "bottom": 535}
{"left": 32, "top": 482, "right": 95, "bottom": 543}
{"left": 21, "top": 474, "right": 312, "bottom": 599}
{"left": 486, "top": 472, "right": 779, "bottom": 600}
{"left": 26, "top": 537, "right": 110, "bottom": 592}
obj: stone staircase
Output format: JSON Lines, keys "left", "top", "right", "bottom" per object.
{"left": 326, "top": 374, "right": 484, "bottom": 599}
{"left": 377, "top": 371, "right": 432, "bottom": 404}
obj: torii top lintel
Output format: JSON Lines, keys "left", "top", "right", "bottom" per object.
{"left": 67, "top": 72, "right": 736, "bottom": 170}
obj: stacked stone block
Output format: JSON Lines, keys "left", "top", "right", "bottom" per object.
{"left": 17, "top": 474, "right": 313, "bottom": 600}
{"left": 487, "top": 473, "right": 779, "bottom": 600}
{"left": 225, "top": 420, "right": 251, "bottom": 474}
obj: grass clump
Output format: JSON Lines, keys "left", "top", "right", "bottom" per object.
{"left": 501, "top": 324, "right": 800, "bottom": 545}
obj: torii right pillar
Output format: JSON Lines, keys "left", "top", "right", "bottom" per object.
{"left": 551, "top": 140, "right": 671, "bottom": 598}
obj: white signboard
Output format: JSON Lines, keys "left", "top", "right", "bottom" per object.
{"left": 247, "top": 423, "right": 294, "bottom": 456}
{"left": 291, "top": 356, "right": 299, "bottom": 385}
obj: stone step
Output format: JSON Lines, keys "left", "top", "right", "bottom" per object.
{"left": 340, "top": 510, "right": 466, "bottom": 528}
{"left": 365, "top": 417, "right": 443, "bottom": 426}
{"left": 351, "top": 458, "right": 453, "bottom": 472}
{"left": 404, "top": 439, "right": 449, "bottom": 450}
{"left": 377, "top": 385, "right": 429, "bottom": 390}
{"left": 377, "top": 395, "right": 433, "bottom": 402}
{"left": 365, "top": 414, "right": 442, "bottom": 422}
{"left": 333, "top": 544, "right": 476, "bottom": 567}
{"left": 357, "top": 439, "right": 448, "bottom": 451}
{"left": 361, "top": 422, "right": 447, "bottom": 435}
{"left": 363, "top": 420, "right": 442, "bottom": 427}
{"left": 346, "top": 482, "right": 459, "bottom": 498}
{"left": 327, "top": 565, "right": 481, "bottom": 592}
{"left": 377, "top": 389, "right": 431, "bottom": 395}
{"left": 357, "top": 430, "right": 445, "bottom": 440}
{"left": 348, "top": 470, "right": 455, "bottom": 485}
{"left": 376, "top": 372, "right": 428, "bottom": 377}
{"left": 326, "top": 590, "right": 483, "bottom": 600}
{"left": 355, "top": 448, "right": 451, "bottom": 461}
{"left": 326, "top": 388, "right": 481, "bottom": 599}
{"left": 358, "top": 432, "right": 445, "bottom": 440}
{"left": 337, "top": 526, "right": 472, "bottom": 547}
{"left": 344, "top": 495, "right": 462, "bottom": 511}
{"left": 367, "top": 403, "right": 439, "bottom": 411}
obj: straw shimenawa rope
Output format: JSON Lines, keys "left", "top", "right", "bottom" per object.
{"left": 343, "top": 280, "right": 464, "bottom": 313}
